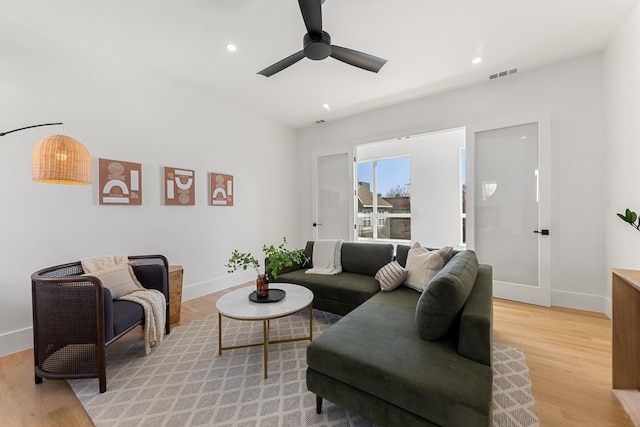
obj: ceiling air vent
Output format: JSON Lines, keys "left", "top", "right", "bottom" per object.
{"left": 489, "top": 68, "right": 518, "bottom": 80}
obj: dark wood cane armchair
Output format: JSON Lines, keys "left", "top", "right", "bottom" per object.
{"left": 31, "top": 254, "right": 171, "bottom": 393}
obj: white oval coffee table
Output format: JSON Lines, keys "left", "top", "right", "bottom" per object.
{"left": 216, "top": 283, "right": 314, "bottom": 378}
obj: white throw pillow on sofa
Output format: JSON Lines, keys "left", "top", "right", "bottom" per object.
{"left": 403, "top": 243, "right": 453, "bottom": 292}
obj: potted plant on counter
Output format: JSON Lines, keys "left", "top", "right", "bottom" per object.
{"left": 226, "top": 237, "right": 308, "bottom": 298}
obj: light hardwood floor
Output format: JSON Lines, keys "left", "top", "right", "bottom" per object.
{"left": 0, "top": 287, "right": 632, "bottom": 426}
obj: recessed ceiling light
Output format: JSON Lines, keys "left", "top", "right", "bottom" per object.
{"left": 472, "top": 57, "right": 483, "bottom": 64}
{"left": 226, "top": 44, "right": 237, "bottom": 52}
{"left": 322, "top": 103, "right": 332, "bottom": 111}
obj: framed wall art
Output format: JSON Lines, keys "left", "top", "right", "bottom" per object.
{"left": 209, "top": 172, "right": 233, "bottom": 206}
{"left": 164, "top": 166, "right": 195, "bottom": 206}
{"left": 98, "top": 158, "right": 142, "bottom": 205}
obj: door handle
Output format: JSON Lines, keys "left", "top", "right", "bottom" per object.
{"left": 533, "top": 229, "right": 549, "bottom": 236}
{"left": 313, "top": 222, "right": 322, "bottom": 227}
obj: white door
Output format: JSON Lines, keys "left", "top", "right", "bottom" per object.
{"left": 313, "top": 152, "right": 352, "bottom": 241}
{"left": 468, "top": 121, "right": 551, "bottom": 306}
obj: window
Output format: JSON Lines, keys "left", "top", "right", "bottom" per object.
{"left": 357, "top": 157, "right": 411, "bottom": 240}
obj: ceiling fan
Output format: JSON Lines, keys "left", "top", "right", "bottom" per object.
{"left": 258, "top": 0, "right": 387, "bottom": 77}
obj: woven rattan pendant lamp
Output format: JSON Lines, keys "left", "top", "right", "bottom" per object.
{"left": 0, "top": 123, "right": 91, "bottom": 185}
{"left": 32, "top": 134, "right": 91, "bottom": 184}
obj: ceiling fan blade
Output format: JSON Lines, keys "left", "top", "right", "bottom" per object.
{"left": 257, "top": 51, "right": 306, "bottom": 77}
{"left": 330, "top": 45, "right": 387, "bottom": 73}
{"left": 298, "top": 0, "right": 323, "bottom": 35}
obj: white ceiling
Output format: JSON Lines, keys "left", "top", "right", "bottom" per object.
{"left": 1, "top": 0, "right": 638, "bottom": 129}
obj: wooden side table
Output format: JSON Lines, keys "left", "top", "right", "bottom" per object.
{"left": 168, "top": 265, "right": 183, "bottom": 324}
{"left": 612, "top": 268, "right": 640, "bottom": 424}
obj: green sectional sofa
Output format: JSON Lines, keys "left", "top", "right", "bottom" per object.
{"left": 273, "top": 241, "right": 493, "bottom": 427}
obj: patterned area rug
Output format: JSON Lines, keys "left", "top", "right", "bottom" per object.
{"left": 70, "top": 310, "right": 538, "bottom": 427}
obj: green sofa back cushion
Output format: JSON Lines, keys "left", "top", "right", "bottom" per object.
{"left": 415, "top": 250, "right": 479, "bottom": 341}
{"left": 341, "top": 242, "right": 394, "bottom": 276}
{"left": 396, "top": 244, "right": 411, "bottom": 267}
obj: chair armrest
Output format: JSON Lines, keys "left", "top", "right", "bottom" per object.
{"left": 31, "top": 274, "right": 108, "bottom": 346}
{"left": 102, "top": 287, "right": 114, "bottom": 340}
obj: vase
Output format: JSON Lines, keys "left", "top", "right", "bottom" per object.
{"left": 256, "top": 274, "right": 269, "bottom": 298}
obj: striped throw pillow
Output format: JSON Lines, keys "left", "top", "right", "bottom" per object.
{"left": 375, "top": 261, "right": 409, "bottom": 291}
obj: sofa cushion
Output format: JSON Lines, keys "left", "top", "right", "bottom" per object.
{"left": 133, "top": 264, "right": 168, "bottom": 295}
{"left": 404, "top": 243, "right": 453, "bottom": 292}
{"left": 307, "top": 287, "right": 492, "bottom": 427}
{"left": 111, "top": 300, "right": 144, "bottom": 338}
{"left": 275, "top": 269, "right": 379, "bottom": 308}
{"left": 415, "top": 250, "right": 479, "bottom": 341}
{"left": 340, "top": 242, "right": 394, "bottom": 276}
{"left": 395, "top": 244, "right": 411, "bottom": 268}
{"left": 375, "top": 261, "right": 408, "bottom": 291}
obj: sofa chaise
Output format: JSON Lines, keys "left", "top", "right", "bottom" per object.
{"left": 272, "top": 241, "right": 493, "bottom": 426}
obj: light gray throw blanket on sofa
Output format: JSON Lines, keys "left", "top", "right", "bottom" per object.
{"left": 305, "top": 239, "right": 343, "bottom": 275}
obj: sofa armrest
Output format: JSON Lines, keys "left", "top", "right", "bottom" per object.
{"left": 267, "top": 260, "right": 307, "bottom": 277}
{"left": 265, "top": 241, "right": 314, "bottom": 279}
{"left": 458, "top": 264, "right": 493, "bottom": 366}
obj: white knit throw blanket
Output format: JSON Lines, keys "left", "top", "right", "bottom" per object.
{"left": 305, "top": 239, "right": 343, "bottom": 275}
{"left": 118, "top": 289, "right": 166, "bottom": 355}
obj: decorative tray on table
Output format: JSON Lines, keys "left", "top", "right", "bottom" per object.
{"left": 248, "top": 289, "right": 286, "bottom": 303}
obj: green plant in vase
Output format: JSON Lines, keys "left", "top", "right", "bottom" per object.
{"left": 617, "top": 208, "right": 640, "bottom": 232}
{"left": 226, "top": 237, "right": 308, "bottom": 297}
{"left": 262, "top": 238, "right": 308, "bottom": 280}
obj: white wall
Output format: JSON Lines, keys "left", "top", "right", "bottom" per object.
{"left": 0, "top": 16, "right": 300, "bottom": 356}
{"left": 297, "top": 54, "right": 607, "bottom": 313}
{"left": 604, "top": 2, "right": 640, "bottom": 316}
{"left": 356, "top": 128, "right": 466, "bottom": 248}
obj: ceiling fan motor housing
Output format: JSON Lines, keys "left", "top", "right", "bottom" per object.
{"left": 303, "top": 31, "right": 332, "bottom": 60}
{"left": 257, "top": 0, "right": 386, "bottom": 77}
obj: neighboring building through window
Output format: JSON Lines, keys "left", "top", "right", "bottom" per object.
{"left": 357, "top": 157, "right": 411, "bottom": 240}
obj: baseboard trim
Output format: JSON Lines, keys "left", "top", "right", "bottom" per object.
{"left": 0, "top": 327, "right": 32, "bottom": 358}
{"left": 182, "top": 271, "right": 255, "bottom": 302}
{"left": 551, "top": 289, "right": 607, "bottom": 313}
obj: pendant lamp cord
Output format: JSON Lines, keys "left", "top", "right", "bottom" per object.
{"left": 0, "top": 122, "right": 63, "bottom": 137}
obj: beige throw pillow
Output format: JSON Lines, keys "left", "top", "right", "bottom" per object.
{"left": 403, "top": 243, "right": 453, "bottom": 292}
{"left": 83, "top": 263, "right": 141, "bottom": 299}
{"left": 81, "top": 255, "right": 142, "bottom": 289}
{"left": 375, "top": 261, "right": 408, "bottom": 292}
{"left": 81, "top": 256, "right": 117, "bottom": 273}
